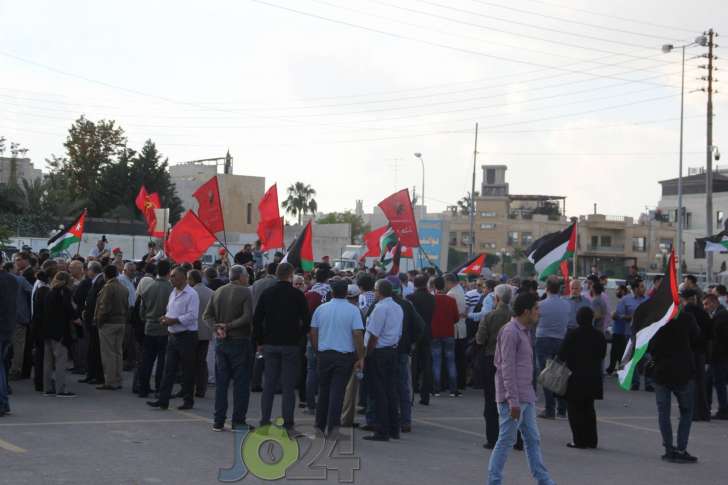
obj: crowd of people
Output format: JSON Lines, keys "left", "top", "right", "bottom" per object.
{"left": 1, "top": 240, "right": 727, "bottom": 483}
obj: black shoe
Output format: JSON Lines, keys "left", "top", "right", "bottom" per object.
{"left": 298, "top": 402, "right": 307, "bottom": 408}
{"left": 137, "top": 392, "right": 149, "bottom": 398}
{"left": 360, "top": 424, "right": 376, "bottom": 432}
{"left": 390, "top": 433, "right": 400, "bottom": 440}
{"left": 418, "top": 399, "right": 429, "bottom": 406}
{"left": 177, "top": 403, "right": 194, "bottom": 410}
{"left": 195, "top": 393, "right": 205, "bottom": 399}
{"left": 362, "top": 434, "right": 389, "bottom": 442}
{"left": 232, "top": 422, "right": 254, "bottom": 431}
{"left": 146, "top": 401, "right": 168, "bottom": 410}
{"left": 672, "top": 450, "right": 698, "bottom": 463}
{"left": 96, "top": 385, "right": 122, "bottom": 390}
{"left": 557, "top": 411, "right": 567, "bottom": 419}
{"left": 483, "top": 442, "right": 495, "bottom": 449}
{"left": 712, "top": 412, "right": 728, "bottom": 420}
{"left": 645, "top": 385, "right": 655, "bottom": 392}
{"left": 513, "top": 442, "right": 524, "bottom": 451}
{"left": 56, "top": 392, "right": 77, "bottom": 398}
{"left": 538, "top": 411, "right": 555, "bottom": 420}
{"left": 661, "top": 450, "right": 675, "bottom": 462}
{"left": 401, "top": 425, "right": 412, "bottom": 433}
{"left": 251, "top": 386, "right": 263, "bottom": 393}
{"left": 78, "top": 378, "right": 92, "bottom": 384}
{"left": 212, "top": 423, "right": 225, "bottom": 432}
{"left": 566, "top": 442, "right": 586, "bottom": 449}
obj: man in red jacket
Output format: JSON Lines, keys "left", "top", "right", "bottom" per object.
{"left": 430, "top": 276, "right": 460, "bottom": 397}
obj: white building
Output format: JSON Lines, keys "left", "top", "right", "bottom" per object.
{"left": 0, "top": 157, "right": 42, "bottom": 186}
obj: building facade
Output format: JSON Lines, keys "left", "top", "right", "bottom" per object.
{"left": 0, "top": 157, "right": 42, "bottom": 186}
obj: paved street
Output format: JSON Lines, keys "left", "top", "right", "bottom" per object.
{"left": 1, "top": 374, "right": 726, "bottom": 485}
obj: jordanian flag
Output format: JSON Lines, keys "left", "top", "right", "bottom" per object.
{"left": 47, "top": 209, "right": 87, "bottom": 257}
{"left": 526, "top": 223, "right": 576, "bottom": 281}
{"left": 452, "top": 253, "right": 487, "bottom": 279}
{"left": 282, "top": 221, "right": 314, "bottom": 272}
{"left": 378, "top": 226, "right": 403, "bottom": 274}
{"left": 617, "top": 249, "right": 679, "bottom": 391}
{"left": 696, "top": 230, "right": 728, "bottom": 253}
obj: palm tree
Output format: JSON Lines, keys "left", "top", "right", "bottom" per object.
{"left": 282, "top": 182, "right": 318, "bottom": 225}
{"left": 21, "top": 178, "right": 45, "bottom": 214}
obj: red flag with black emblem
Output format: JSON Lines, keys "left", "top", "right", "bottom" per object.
{"left": 193, "top": 176, "right": 225, "bottom": 234}
{"left": 377, "top": 189, "right": 419, "bottom": 247}
{"left": 165, "top": 210, "right": 217, "bottom": 263}
{"left": 135, "top": 186, "right": 162, "bottom": 236}
{"left": 257, "top": 216, "right": 284, "bottom": 251}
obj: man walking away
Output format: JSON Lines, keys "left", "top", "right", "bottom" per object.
{"left": 188, "top": 270, "right": 213, "bottom": 399}
{"left": 682, "top": 289, "right": 713, "bottom": 421}
{"left": 476, "top": 284, "right": 512, "bottom": 449}
{"left": 80, "top": 261, "right": 105, "bottom": 386}
{"left": 431, "top": 277, "right": 460, "bottom": 397}
{"left": 147, "top": 267, "right": 199, "bottom": 410}
{"left": 311, "top": 279, "right": 365, "bottom": 436}
{"left": 704, "top": 294, "right": 728, "bottom": 419}
{"left": 95, "top": 265, "right": 129, "bottom": 390}
{"left": 362, "top": 279, "right": 403, "bottom": 442}
{"left": 205, "top": 265, "right": 254, "bottom": 431}
{"left": 0, "top": 253, "right": 19, "bottom": 416}
{"left": 444, "top": 273, "right": 468, "bottom": 392}
{"left": 488, "top": 292, "right": 555, "bottom": 485}
{"left": 254, "top": 263, "right": 310, "bottom": 432}
{"left": 392, "top": 281, "right": 424, "bottom": 433}
{"left": 407, "top": 274, "right": 435, "bottom": 405}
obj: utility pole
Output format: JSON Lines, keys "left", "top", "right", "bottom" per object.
{"left": 704, "top": 29, "right": 717, "bottom": 283}
{"left": 469, "top": 122, "right": 479, "bottom": 259}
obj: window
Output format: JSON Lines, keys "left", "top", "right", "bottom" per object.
{"left": 481, "top": 242, "right": 496, "bottom": 249}
{"left": 461, "top": 232, "right": 471, "bottom": 245}
{"left": 601, "top": 235, "right": 612, "bottom": 247}
{"left": 449, "top": 231, "right": 458, "bottom": 245}
{"left": 508, "top": 231, "right": 519, "bottom": 246}
{"left": 632, "top": 237, "right": 646, "bottom": 252}
{"left": 480, "top": 211, "right": 496, "bottom": 218}
{"left": 486, "top": 168, "right": 496, "bottom": 185}
{"left": 521, "top": 232, "right": 533, "bottom": 246}
{"left": 246, "top": 203, "right": 252, "bottom": 225}
{"left": 659, "top": 239, "right": 674, "bottom": 252}
{"left": 480, "top": 223, "right": 496, "bottom": 230}
{"left": 591, "top": 235, "right": 599, "bottom": 248}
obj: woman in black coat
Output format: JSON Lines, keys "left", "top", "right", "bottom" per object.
{"left": 41, "top": 271, "right": 79, "bottom": 397}
{"left": 558, "top": 306, "right": 607, "bottom": 449}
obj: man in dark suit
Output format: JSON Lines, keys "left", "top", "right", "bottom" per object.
{"left": 80, "top": 261, "right": 105, "bottom": 385}
{"left": 704, "top": 294, "right": 728, "bottom": 419}
{"left": 683, "top": 290, "right": 713, "bottom": 421}
{"left": 407, "top": 274, "right": 435, "bottom": 405}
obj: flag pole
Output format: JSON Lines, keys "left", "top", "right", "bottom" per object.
{"left": 216, "top": 175, "right": 230, "bottom": 263}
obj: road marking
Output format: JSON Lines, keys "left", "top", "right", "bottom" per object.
{"left": 413, "top": 417, "right": 483, "bottom": 438}
{"left": 597, "top": 417, "right": 660, "bottom": 434}
{"left": 0, "top": 437, "right": 27, "bottom": 453}
{"left": 0, "top": 418, "right": 203, "bottom": 428}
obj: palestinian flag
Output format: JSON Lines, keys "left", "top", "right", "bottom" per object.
{"left": 48, "top": 210, "right": 87, "bottom": 256}
{"left": 380, "top": 243, "right": 402, "bottom": 275}
{"left": 526, "top": 223, "right": 576, "bottom": 281}
{"left": 617, "top": 249, "right": 679, "bottom": 391}
{"left": 282, "top": 221, "right": 314, "bottom": 272}
{"left": 696, "top": 230, "right": 728, "bottom": 253}
{"left": 452, "top": 253, "right": 487, "bottom": 279}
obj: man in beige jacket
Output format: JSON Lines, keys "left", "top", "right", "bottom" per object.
{"left": 95, "top": 265, "right": 129, "bottom": 390}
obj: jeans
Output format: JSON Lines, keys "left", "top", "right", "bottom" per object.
{"left": 306, "top": 342, "right": 318, "bottom": 411}
{"left": 431, "top": 337, "right": 456, "bottom": 394}
{"left": 711, "top": 360, "right": 728, "bottom": 414}
{"left": 535, "top": 337, "right": 566, "bottom": 416}
{"left": 158, "top": 332, "right": 198, "bottom": 406}
{"left": 655, "top": 380, "right": 694, "bottom": 452}
{"left": 260, "top": 345, "right": 300, "bottom": 428}
{"left": 214, "top": 338, "right": 252, "bottom": 426}
{"left": 632, "top": 353, "right": 654, "bottom": 390}
{"left": 0, "top": 340, "right": 11, "bottom": 413}
{"left": 138, "top": 335, "right": 168, "bottom": 394}
{"left": 487, "top": 402, "right": 555, "bottom": 485}
{"left": 398, "top": 353, "right": 412, "bottom": 426}
{"left": 315, "top": 351, "right": 355, "bottom": 434}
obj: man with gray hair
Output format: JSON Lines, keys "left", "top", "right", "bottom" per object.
{"left": 204, "top": 265, "right": 254, "bottom": 430}
{"left": 477, "top": 284, "right": 512, "bottom": 449}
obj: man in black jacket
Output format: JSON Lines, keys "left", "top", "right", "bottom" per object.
{"left": 703, "top": 294, "right": 728, "bottom": 419}
{"left": 650, "top": 292, "right": 701, "bottom": 464}
{"left": 0, "top": 253, "right": 19, "bottom": 417}
{"left": 80, "top": 261, "right": 105, "bottom": 385}
{"left": 393, "top": 281, "right": 424, "bottom": 433}
{"left": 682, "top": 290, "right": 713, "bottom": 421}
{"left": 407, "top": 275, "right": 435, "bottom": 405}
{"left": 253, "top": 263, "right": 310, "bottom": 431}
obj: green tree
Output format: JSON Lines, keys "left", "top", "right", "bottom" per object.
{"left": 317, "top": 211, "right": 371, "bottom": 244}
{"left": 43, "top": 155, "right": 85, "bottom": 217}
{"left": 20, "top": 178, "right": 45, "bottom": 214}
{"left": 128, "top": 140, "right": 183, "bottom": 223}
{"left": 282, "top": 182, "right": 318, "bottom": 225}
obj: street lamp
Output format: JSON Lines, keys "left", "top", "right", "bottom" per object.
{"left": 661, "top": 34, "right": 708, "bottom": 281}
{"left": 413, "top": 153, "right": 425, "bottom": 219}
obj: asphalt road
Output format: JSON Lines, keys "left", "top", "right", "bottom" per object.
{"left": 1, "top": 373, "right": 727, "bottom": 484}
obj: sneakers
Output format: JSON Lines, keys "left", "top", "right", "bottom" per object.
{"left": 57, "top": 392, "right": 77, "bottom": 398}
{"left": 711, "top": 411, "right": 728, "bottom": 420}
{"left": 538, "top": 411, "right": 555, "bottom": 420}
{"left": 662, "top": 450, "right": 698, "bottom": 463}
{"left": 42, "top": 391, "right": 56, "bottom": 397}
{"left": 212, "top": 423, "right": 225, "bottom": 432}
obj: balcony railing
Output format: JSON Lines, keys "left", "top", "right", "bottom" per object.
{"left": 586, "top": 243, "right": 625, "bottom": 253}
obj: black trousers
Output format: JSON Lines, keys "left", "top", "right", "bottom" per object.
{"left": 482, "top": 354, "right": 499, "bottom": 446}
{"left": 85, "top": 326, "right": 104, "bottom": 382}
{"left": 158, "top": 332, "right": 198, "bottom": 406}
{"left": 367, "top": 348, "right": 400, "bottom": 438}
{"left": 567, "top": 397, "right": 598, "bottom": 448}
{"left": 693, "top": 352, "right": 710, "bottom": 420}
{"left": 316, "top": 351, "right": 356, "bottom": 434}
{"left": 455, "top": 338, "right": 467, "bottom": 390}
{"left": 412, "top": 339, "right": 433, "bottom": 404}
{"left": 194, "top": 340, "right": 210, "bottom": 398}
{"left": 139, "top": 335, "right": 168, "bottom": 394}
{"left": 607, "top": 334, "right": 628, "bottom": 374}
{"left": 33, "top": 338, "right": 44, "bottom": 391}
{"left": 251, "top": 345, "right": 264, "bottom": 390}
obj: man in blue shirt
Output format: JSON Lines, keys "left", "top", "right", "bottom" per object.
{"left": 310, "top": 279, "right": 365, "bottom": 436}
{"left": 606, "top": 285, "right": 630, "bottom": 375}
{"left": 535, "top": 277, "right": 571, "bottom": 419}
{"left": 566, "top": 280, "right": 592, "bottom": 330}
{"left": 614, "top": 278, "right": 650, "bottom": 390}
{"left": 363, "top": 279, "right": 403, "bottom": 441}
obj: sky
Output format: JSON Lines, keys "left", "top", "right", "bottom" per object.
{"left": 0, "top": 0, "right": 725, "bottom": 219}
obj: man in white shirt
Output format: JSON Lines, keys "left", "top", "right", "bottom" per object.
{"left": 88, "top": 238, "right": 110, "bottom": 259}
{"left": 444, "top": 273, "right": 467, "bottom": 392}
{"left": 147, "top": 266, "right": 199, "bottom": 411}
{"left": 363, "top": 279, "right": 403, "bottom": 442}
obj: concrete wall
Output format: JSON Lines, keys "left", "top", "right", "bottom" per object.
{"left": 284, "top": 223, "right": 351, "bottom": 262}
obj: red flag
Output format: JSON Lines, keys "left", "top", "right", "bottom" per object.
{"left": 135, "top": 186, "right": 162, "bottom": 236}
{"left": 259, "top": 184, "right": 280, "bottom": 222}
{"left": 193, "top": 176, "right": 225, "bottom": 234}
{"left": 257, "top": 217, "right": 284, "bottom": 251}
{"left": 361, "top": 226, "right": 388, "bottom": 259}
{"left": 165, "top": 210, "right": 217, "bottom": 263}
{"left": 377, "top": 189, "right": 419, "bottom": 247}
{"left": 560, "top": 260, "right": 570, "bottom": 295}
